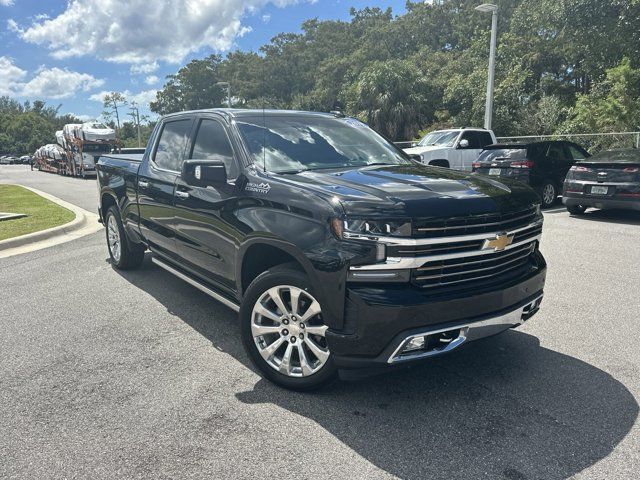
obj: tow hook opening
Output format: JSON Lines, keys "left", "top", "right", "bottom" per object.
{"left": 521, "top": 297, "right": 543, "bottom": 322}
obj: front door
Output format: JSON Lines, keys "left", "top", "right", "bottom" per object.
{"left": 137, "top": 117, "right": 193, "bottom": 258}
{"left": 173, "top": 117, "right": 242, "bottom": 292}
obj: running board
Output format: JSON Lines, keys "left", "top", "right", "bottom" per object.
{"left": 151, "top": 257, "right": 240, "bottom": 312}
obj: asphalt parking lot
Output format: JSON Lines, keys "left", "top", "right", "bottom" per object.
{"left": 1, "top": 165, "right": 639, "bottom": 479}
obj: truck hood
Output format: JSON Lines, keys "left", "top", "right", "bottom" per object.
{"left": 403, "top": 145, "right": 449, "bottom": 155}
{"left": 275, "top": 164, "right": 540, "bottom": 218}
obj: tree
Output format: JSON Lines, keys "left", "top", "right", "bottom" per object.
{"left": 345, "top": 60, "right": 436, "bottom": 140}
{"left": 150, "top": 55, "right": 226, "bottom": 114}
{"left": 101, "top": 92, "right": 128, "bottom": 132}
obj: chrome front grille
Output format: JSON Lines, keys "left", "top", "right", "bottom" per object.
{"left": 348, "top": 208, "right": 543, "bottom": 292}
{"left": 413, "top": 207, "right": 538, "bottom": 238}
{"left": 412, "top": 242, "right": 535, "bottom": 289}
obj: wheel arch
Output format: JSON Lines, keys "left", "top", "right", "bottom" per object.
{"left": 429, "top": 159, "right": 450, "bottom": 168}
{"left": 237, "top": 238, "right": 319, "bottom": 298}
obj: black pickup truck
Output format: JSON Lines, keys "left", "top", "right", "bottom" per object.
{"left": 96, "top": 109, "right": 546, "bottom": 390}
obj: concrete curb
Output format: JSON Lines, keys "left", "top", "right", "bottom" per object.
{"left": 0, "top": 185, "right": 102, "bottom": 259}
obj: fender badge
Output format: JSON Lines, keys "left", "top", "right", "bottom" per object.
{"left": 245, "top": 182, "right": 271, "bottom": 194}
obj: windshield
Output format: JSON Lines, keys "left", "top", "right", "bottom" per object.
{"left": 418, "top": 130, "right": 459, "bottom": 147}
{"left": 235, "top": 115, "right": 410, "bottom": 173}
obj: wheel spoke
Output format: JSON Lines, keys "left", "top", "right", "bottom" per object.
{"left": 267, "top": 287, "right": 289, "bottom": 316}
{"left": 289, "top": 288, "right": 301, "bottom": 316}
{"left": 260, "top": 336, "right": 285, "bottom": 361}
{"left": 251, "top": 323, "right": 282, "bottom": 336}
{"left": 304, "top": 324, "right": 328, "bottom": 336}
{"left": 279, "top": 342, "right": 294, "bottom": 374}
{"left": 254, "top": 304, "right": 281, "bottom": 323}
{"left": 300, "top": 300, "right": 321, "bottom": 323}
{"left": 297, "top": 343, "right": 314, "bottom": 376}
{"left": 304, "top": 336, "right": 329, "bottom": 362}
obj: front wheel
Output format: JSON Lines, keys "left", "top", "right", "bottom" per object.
{"left": 240, "top": 266, "right": 337, "bottom": 391}
{"left": 105, "top": 206, "right": 145, "bottom": 270}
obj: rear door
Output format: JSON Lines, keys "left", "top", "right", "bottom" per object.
{"left": 542, "top": 142, "right": 568, "bottom": 185}
{"left": 173, "top": 115, "right": 242, "bottom": 292}
{"left": 137, "top": 116, "right": 194, "bottom": 258}
{"left": 457, "top": 131, "right": 493, "bottom": 171}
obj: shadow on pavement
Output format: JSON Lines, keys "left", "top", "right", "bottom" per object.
{"left": 572, "top": 208, "right": 640, "bottom": 226}
{"left": 115, "top": 256, "right": 638, "bottom": 480}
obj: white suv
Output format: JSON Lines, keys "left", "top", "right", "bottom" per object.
{"left": 404, "top": 128, "right": 496, "bottom": 171}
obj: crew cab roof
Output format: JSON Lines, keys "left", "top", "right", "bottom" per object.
{"left": 162, "top": 108, "right": 341, "bottom": 121}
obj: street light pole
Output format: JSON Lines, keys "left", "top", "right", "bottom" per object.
{"left": 216, "top": 82, "right": 231, "bottom": 108}
{"left": 475, "top": 3, "right": 499, "bottom": 130}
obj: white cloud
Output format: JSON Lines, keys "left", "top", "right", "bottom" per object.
{"left": 0, "top": 56, "right": 27, "bottom": 95}
{"left": 90, "top": 89, "right": 158, "bottom": 106}
{"left": 262, "top": 14, "right": 271, "bottom": 23}
{"left": 21, "top": 67, "right": 104, "bottom": 99}
{"left": 130, "top": 62, "right": 159, "bottom": 75}
{"left": 144, "top": 75, "right": 159, "bottom": 85}
{"left": 17, "top": 0, "right": 306, "bottom": 65}
{"left": 0, "top": 57, "right": 103, "bottom": 99}
{"left": 1, "top": 0, "right": 15, "bottom": 7}
{"left": 7, "top": 18, "right": 21, "bottom": 33}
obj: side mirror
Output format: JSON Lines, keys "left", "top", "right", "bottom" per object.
{"left": 458, "top": 139, "right": 470, "bottom": 149}
{"left": 411, "top": 142, "right": 417, "bottom": 147}
{"left": 182, "top": 159, "right": 227, "bottom": 186}
{"left": 408, "top": 154, "right": 422, "bottom": 162}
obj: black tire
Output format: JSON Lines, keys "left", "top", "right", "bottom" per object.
{"left": 105, "top": 206, "right": 145, "bottom": 270}
{"left": 567, "top": 204, "right": 587, "bottom": 215}
{"left": 538, "top": 180, "right": 557, "bottom": 208}
{"left": 240, "top": 266, "right": 338, "bottom": 391}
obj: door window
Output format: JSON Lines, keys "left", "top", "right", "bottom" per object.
{"left": 566, "top": 144, "right": 588, "bottom": 161}
{"left": 190, "top": 119, "right": 238, "bottom": 179}
{"left": 477, "top": 131, "right": 494, "bottom": 148}
{"left": 460, "top": 131, "right": 480, "bottom": 148}
{"left": 546, "top": 143, "right": 568, "bottom": 161}
{"left": 460, "top": 131, "right": 492, "bottom": 149}
{"left": 153, "top": 119, "right": 192, "bottom": 171}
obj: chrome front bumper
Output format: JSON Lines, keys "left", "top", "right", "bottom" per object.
{"left": 387, "top": 294, "right": 543, "bottom": 364}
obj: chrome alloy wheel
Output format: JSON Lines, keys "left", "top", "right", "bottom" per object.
{"left": 251, "top": 285, "right": 329, "bottom": 377}
{"left": 542, "top": 183, "right": 555, "bottom": 205}
{"left": 107, "top": 214, "right": 121, "bottom": 263}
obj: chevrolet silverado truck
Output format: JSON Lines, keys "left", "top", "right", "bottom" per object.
{"left": 96, "top": 109, "right": 546, "bottom": 391}
{"left": 403, "top": 127, "right": 497, "bottom": 170}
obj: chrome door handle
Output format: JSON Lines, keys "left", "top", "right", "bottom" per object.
{"left": 175, "top": 190, "right": 189, "bottom": 199}
{"left": 138, "top": 180, "right": 149, "bottom": 189}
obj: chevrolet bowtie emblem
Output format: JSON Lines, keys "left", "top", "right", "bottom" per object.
{"left": 483, "top": 233, "right": 514, "bottom": 252}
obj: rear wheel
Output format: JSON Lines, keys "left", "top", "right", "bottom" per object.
{"left": 105, "top": 206, "right": 145, "bottom": 270}
{"left": 538, "top": 180, "right": 557, "bottom": 208}
{"left": 240, "top": 266, "right": 337, "bottom": 391}
{"left": 567, "top": 204, "right": 587, "bottom": 215}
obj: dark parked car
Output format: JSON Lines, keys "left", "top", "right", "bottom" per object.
{"left": 563, "top": 149, "right": 640, "bottom": 214}
{"left": 472, "top": 141, "right": 590, "bottom": 208}
{"left": 96, "top": 109, "right": 546, "bottom": 390}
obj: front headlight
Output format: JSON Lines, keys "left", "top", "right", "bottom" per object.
{"left": 331, "top": 218, "right": 412, "bottom": 240}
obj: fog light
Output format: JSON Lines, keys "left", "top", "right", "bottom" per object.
{"left": 402, "top": 336, "right": 425, "bottom": 353}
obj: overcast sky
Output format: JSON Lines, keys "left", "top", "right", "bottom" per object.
{"left": 0, "top": 0, "right": 407, "bottom": 121}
